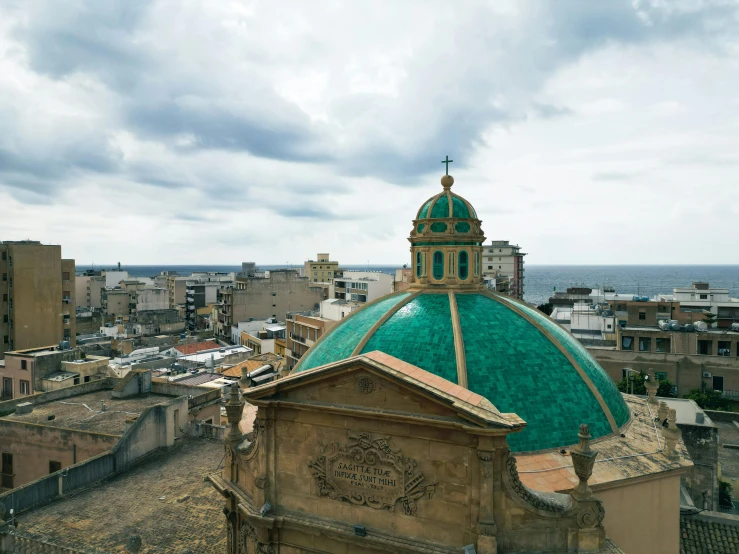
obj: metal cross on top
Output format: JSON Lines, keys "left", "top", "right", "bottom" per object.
{"left": 441, "top": 155, "right": 453, "bottom": 175}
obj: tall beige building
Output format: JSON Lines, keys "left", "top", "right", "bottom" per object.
{"left": 304, "top": 253, "right": 342, "bottom": 284}
{"left": 0, "top": 241, "right": 76, "bottom": 358}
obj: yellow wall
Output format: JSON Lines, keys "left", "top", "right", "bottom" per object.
{"left": 597, "top": 473, "right": 681, "bottom": 554}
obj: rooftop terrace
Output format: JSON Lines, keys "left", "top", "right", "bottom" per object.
{"left": 6, "top": 390, "right": 172, "bottom": 435}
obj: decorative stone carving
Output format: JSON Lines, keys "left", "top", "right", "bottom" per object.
{"left": 575, "top": 501, "right": 605, "bottom": 529}
{"left": 658, "top": 400, "right": 669, "bottom": 423}
{"left": 357, "top": 376, "right": 375, "bottom": 394}
{"left": 662, "top": 408, "right": 681, "bottom": 458}
{"left": 239, "top": 520, "right": 273, "bottom": 554}
{"left": 477, "top": 450, "right": 494, "bottom": 478}
{"left": 505, "top": 455, "right": 567, "bottom": 513}
{"left": 239, "top": 419, "right": 266, "bottom": 461}
{"left": 645, "top": 369, "right": 659, "bottom": 405}
{"left": 225, "top": 383, "right": 245, "bottom": 445}
{"left": 308, "top": 432, "right": 436, "bottom": 515}
{"left": 570, "top": 424, "right": 598, "bottom": 500}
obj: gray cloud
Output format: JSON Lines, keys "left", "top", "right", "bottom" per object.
{"left": 1, "top": 0, "right": 739, "bottom": 264}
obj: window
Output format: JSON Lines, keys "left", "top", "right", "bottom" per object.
{"left": 19, "top": 380, "right": 30, "bottom": 395}
{"left": 474, "top": 252, "right": 479, "bottom": 276}
{"left": 2, "top": 294, "right": 6, "bottom": 301}
{"left": 638, "top": 337, "right": 651, "bottom": 352}
{"left": 49, "top": 461, "right": 62, "bottom": 474}
{"left": 487, "top": 266, "right": 493, "bottom": 270}
{"left": 638, "top": 311, "right": 646, "bottom": 321}
{"left": 713, "top": 375, "right": 724, "bottom": 391}
{"left": 2, "top": 315, "right": 6, "bottom": 323}
{"left": 415, "top": 251, "right": 422, "bottom": 278}
{"left": 432, "top": 251, "right": 444, "bottom": 280}
{"left": 718, "top": 341, "right": 731, "bottom": 356}
{"left": 84, "top": 376, "right": 91, "bottom": 383}
{"left": 1, "top": 273, "right": 5, "bottom": 281}
{"left": 656, "top": 372, "right": 668, "bottom": 381}
{"left": 0, "top": 252, "right": 4, "bottom": 260}
{"left": 617, "top": 304, "right": 625, "bottom": 311}
{"left": 2, "top": 336, "right": 7, "bottom": 344}
{"left": 458, "top": 251, "right": 469, "bottom": 280}
{"left": 698, "top": 340, "right": 712, "bottom": 355}
{"left": 700, "top": 294, "right": 708, "bottom": 300}
{"left": 62, "top": 272, "right": 70, "bottom": 281}
{"left": 21, "top": 360, "right": 26, "bottom": 370}
{"left": 656, "top": 338, "right": 670, "bottom": 353}
{"left": 621, "top": 336, "right": 633, "bottom": 350}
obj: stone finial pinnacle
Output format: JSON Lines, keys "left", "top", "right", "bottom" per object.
{"left": 570, "top": 423, "right": 598, "bottom": 500}
{"left": 225, "top": 382, "right": 245, "bottom": 444}
{"left": 645, "top": 368, "right": 659, "bottom": 405}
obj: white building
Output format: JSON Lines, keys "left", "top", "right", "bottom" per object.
{"left": 331, "top": 271, "right": 393, "bottom": 304}
{"left": 101, "top": 270, "right": 130, "bottom": 288}
{"left": 656, "top": 282, "right": 739, "bottom": 328}
{"left": 481, "top": 240, "right": 526, "bottom": 299}
{"left": 136, "top": 287, "right": 169, "bottom": 311}
{"left": 320, "top": 299, "right": 362, "bottom": 321}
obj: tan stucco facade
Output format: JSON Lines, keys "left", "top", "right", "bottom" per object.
{"left": 0, "top": 241, "right": 75, "bottom": 359}
{"left": 596, "top": 474, "right": 682, "bottom": 554}
{"left": 211, "top": 355, "right": 621, "bottom": 554}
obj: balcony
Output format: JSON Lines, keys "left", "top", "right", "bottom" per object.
{"left": 290, "top": 333, "right": 306, "bottom": 344}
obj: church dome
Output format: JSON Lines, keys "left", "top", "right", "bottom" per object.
{"left": 293, "top": 170, "right": 631, "bottom": 453}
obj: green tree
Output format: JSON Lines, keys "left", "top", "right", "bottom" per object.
{"left": 702, "top": 310, "right": 718, "bottom": 329}
{"left": 537, "top": 303, "right": 553, "bottom": 316}
{"left": 616, "top": 371, "right": 676, "bottom": 397}
{"left": 719, "top": 480, "right": 733, "bottom": 508}
{"left": 683, "top": 387, "right": 731, "bottom": 411}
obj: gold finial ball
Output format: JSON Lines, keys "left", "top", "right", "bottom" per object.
{"left": 441, "top": 175, "right": 454, "bottom": 190}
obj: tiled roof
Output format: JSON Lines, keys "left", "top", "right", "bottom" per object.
{"left": 17, "top": 438, "right": 225, "bottom": 553}
{"left": 294, "top": 289, "right": 630, "bottom": 452}
{"left": 174, "top": 340, "right": 220, "bottom": 355}
{"left": 680, "top": 512, "right": 739, "bottom": 554}
{"left": 516, "top": 395, "right": 692, "bottom": 493}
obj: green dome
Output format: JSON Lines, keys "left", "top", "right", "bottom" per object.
{"left": 417, "top": 190, "right": 477, "bottom": 220}
{"left": 293, "top": 290, "right": 630, "bottom": 453}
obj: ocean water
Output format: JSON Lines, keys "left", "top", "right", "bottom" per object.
{"left": 81, "top": 264, "right": 739, "bottom": 307}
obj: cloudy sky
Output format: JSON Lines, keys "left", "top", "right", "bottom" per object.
{"left": 1, "top": 0, "right": 738, "bottom": 266}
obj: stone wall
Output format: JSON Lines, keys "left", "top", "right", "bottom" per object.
{"left": 0, "top": 396, "right": 186, "bottom": 514}
{"left": 0, "top": 420, "right": 118, "bottom": 489}
{"left": 680, "top": 424, "right": 719, "bottom": 510}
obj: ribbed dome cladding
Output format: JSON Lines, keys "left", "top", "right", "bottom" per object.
{"left": 293, "top": 291, "right": 629, "bottom": 452}
{"left": 456, "top": 294, "right": 619, "bottom": 452}
{"left": 361, "top": 294, "right": 458, "bottom": 385}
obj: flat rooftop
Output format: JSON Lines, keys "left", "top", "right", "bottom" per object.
{"left": 18, "top": 437, "right": 226, "bottom": 553}
{"left": 6, "top": 390, "right": 172, "bottom": 435}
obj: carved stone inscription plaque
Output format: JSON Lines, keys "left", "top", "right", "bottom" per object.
{"left": 308, "top": 432, "right": 436, "bottom": 515}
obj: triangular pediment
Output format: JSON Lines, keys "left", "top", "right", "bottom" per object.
{"left": 244, "top": 351, "right": 524, "bottom": 431}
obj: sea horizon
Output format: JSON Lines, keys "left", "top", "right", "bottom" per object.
{"left": 77, "top": 263, "right": 739, "bottom": 307}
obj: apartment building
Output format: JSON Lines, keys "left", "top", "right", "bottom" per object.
{"left": 285, "top": 313, "right": 337, "bottom": 369}
{"left": 75, "top": 271, "right": 107, "bottom": 310}
{"left": 0, "top": 241, "right": 76, "bottom": 358}
{"left": 332, "top": 271, "right": 393, "bottom": 304}
{"left": 185, "top": 281, "right": 222, "bottom": 330}
{"left": 214, "top": 270, "right": 323, "bottom": 341}
{"left": 304, "top": 253, "right": 342, "bottom": 284}
{"left": 481, "top": 240, "right": 526, "bottom": 299}
{"left": 656, "top": 282, "right": 739, "bottom": 328}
